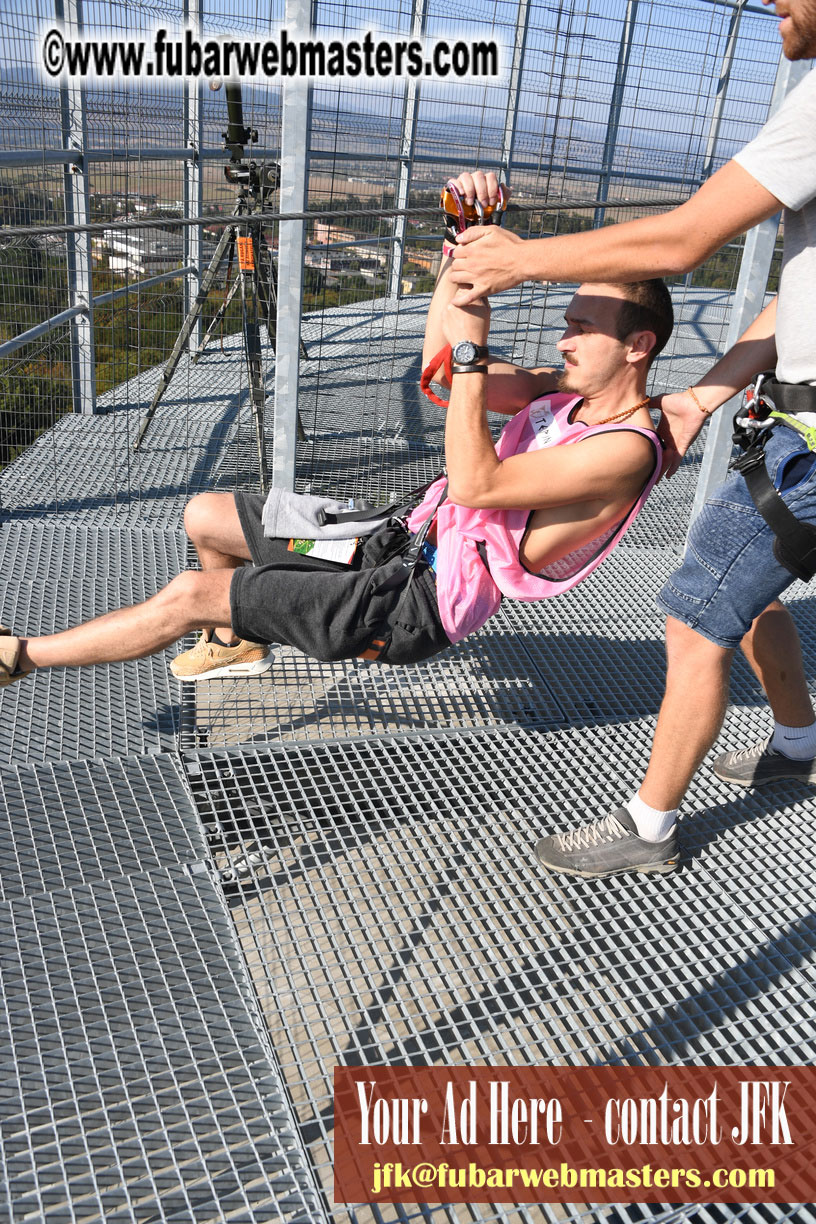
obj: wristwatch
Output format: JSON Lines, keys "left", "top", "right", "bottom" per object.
{"left": 451, "top": 340, "right": 489, "bottom": 372}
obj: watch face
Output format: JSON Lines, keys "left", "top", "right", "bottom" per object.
{"left": 453, "top": 340, "right": 478, "bottom": 365}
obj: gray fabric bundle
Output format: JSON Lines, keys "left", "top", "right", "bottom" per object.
{"left": 261, "top": 486, "right": 387, "bottom": 540}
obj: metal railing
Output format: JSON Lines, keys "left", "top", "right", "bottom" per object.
{"left": 0, "top": 0, "right": 788, "bottom": 498}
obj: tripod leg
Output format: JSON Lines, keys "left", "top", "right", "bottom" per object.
{"left": 256, "top": 234, "right": 276, "bottom": 350}
{"left": 238, "top": 232, "right": 269, "bottom": 493}
{"left": 133, "top": 222, "right": 234, "bottom": 451}
{"left": 193, "top": 273, "right": 240, "bottom": 362}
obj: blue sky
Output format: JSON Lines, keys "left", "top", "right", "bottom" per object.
{"left": 1, "top": 0, "right": 785, "bottom": 189}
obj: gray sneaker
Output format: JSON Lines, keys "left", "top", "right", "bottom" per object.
{"left": 535, "top": 807, "right": 678, "bottom": 879}
{"left": 712, "top": 737, "right": 816, "bottom": 788}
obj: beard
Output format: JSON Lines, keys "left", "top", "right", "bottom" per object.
{"left": 557, "top": 366, "right": 579, "bottom": 393}
{"left": 780, "top": 2, "right": 816, "bottom": 58}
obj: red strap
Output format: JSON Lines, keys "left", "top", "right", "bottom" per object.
{"left": 420, "top": 343, "right": 452, "bottom": 407}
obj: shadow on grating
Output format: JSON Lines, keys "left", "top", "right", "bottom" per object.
{"left": 177, "top": 543, "right": 807, "bottom": 754}
{"left": 177, "top": 624, "right": 565, "bottom": 752}
{"left": 295, "top": 434, "right": 444, "bottom": 503}
{"left": 0, "top": 523, "right": 193, "bottom": 764}
{"left": 0, "top": 865, "right": 324, "bottom": 1224}
{"left": 504, "top": 546, "right": 816, "bottom": 724}
{"left": 621, "top": 463, "right": 700, "bottom": 550}
{"left": 181, "top": 724, "right": 816, "bottom": 1224}
{"left": 778, "top": 585, "right": 816, "bottom": 679}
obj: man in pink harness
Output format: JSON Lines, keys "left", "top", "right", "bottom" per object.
{"left": 0, "top": 172, "right": 668, "bottom": 703}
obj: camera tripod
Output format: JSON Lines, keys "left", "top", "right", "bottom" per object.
{"left": 133, "top": 86, "right": 306, "bottom": 492}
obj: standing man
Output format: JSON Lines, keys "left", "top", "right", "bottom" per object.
{"left": 448, "top": 0, "right": 816, "bottom": 877}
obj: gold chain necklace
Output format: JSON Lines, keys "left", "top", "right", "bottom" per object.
{"left": 592, "top": 395, "right": 651, "bottom": 427}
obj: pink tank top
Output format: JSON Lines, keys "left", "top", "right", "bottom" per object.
{"left": 406, "top": 393, "right": 661, "bottom": 643}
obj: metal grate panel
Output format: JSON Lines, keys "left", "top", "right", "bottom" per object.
{"left": 295, "top": 436, "right": 443, "bottom": 503}
{"left": 622, "top": 460, "right": 702, "bottom": 550}
{"left": 185, "top": 727, "right": 816, "bottom": 1223}
{"left": 0, "top": 866, "right": 324, "bottom": 1224}
{"left": 500, "top": 547, "right": 816, "bottom": 724}
{"left": 0, "top": 522, "right": 192, "bottom": 764}
{"left": 0, "top": 753, "right": 205, "bottom": 902}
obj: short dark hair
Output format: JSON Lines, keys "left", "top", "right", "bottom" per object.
{"left": 610, "top": 279, "right": 674, "bottom": 366}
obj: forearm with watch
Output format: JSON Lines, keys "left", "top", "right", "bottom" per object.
{"left": 443, "top": 324, "right": 501, "bottom": 507}
{"left": 423, "top": 244, "right": 558, "bottom": 414}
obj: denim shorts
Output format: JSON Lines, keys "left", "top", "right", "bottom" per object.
{"left": 658, "top": 423, "right": 816, "bottom": 649}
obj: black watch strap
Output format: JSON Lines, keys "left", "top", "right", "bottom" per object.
{"left": 452, "top": 340, "right": 490, "bottom": 365}
{"left": 451, "top": 363, "right": 489, "bottom": 374}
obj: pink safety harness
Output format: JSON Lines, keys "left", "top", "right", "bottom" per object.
{"left": 407, "top": 390, "right": 662, "bottom": 643}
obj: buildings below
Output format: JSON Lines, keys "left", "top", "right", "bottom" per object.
{"left": 306, "top": 220, "right": 441, "bottom": 293}
{"left": 93, "top": 224, "right": 187, "bottom": 277}
{"left": 88, "top": 208, "right": 441, "bottom": 291}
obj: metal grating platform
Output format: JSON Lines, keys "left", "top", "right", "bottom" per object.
{"left": 498, "top": 545, "right": 790, "bottom": 726}
{"left": 4, "top": 288, "right": 816, "bottom": 1223}
{"left": 0, "top": 866, "right": 324, "bottom": 1223}
{"left": 0, "top": 523, "right": 192, "bottom": 764}
{"left": 0, "top": 752, "right": 204, "bottom": 902}
{"left": 178, "top": 623, "right": 565, "bottom": 752}
{"left": 185, "top": 726, "right": 816, "bottom": 1222}
{"left": 0, "top": 339, "right": 273, "bottom": 530}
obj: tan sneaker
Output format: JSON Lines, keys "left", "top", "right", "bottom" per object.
{"left": 0, "top": 626, "right": 26, "bottom": 687}
{"left": 170, "top": 630, "right": 273, "bottom": 682}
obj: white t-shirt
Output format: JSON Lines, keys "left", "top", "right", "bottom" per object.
{"left": 734, "top": 65, "right": 816, "bottom": 386}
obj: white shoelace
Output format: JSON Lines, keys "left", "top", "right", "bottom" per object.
{"left": 557, "top": 812, "right": 627, "bottom": 853}
{"left": 727, "top": 736, "right": 774, "bottom": 763}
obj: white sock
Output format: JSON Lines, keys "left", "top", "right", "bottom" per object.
{"left": 770, "top": 719, "right": 816, "bottom": 761}
{"left": 626, "top": 791, "right": 677, "bottom": 843}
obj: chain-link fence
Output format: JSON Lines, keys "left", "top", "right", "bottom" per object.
{"left": 1, "top": 0, "right": 784, "bottom": 490}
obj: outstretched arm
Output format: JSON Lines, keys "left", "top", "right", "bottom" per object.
{"left": 657, "top": 296, "right": 778, "bottom": 476}
{"left": 423, "top": 170, "right": 559, "bottom": 415}
{"left": 447, "top": 160, "right": 783, "bottom": 305}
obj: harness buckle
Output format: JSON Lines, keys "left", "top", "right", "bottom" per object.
{"left": 730, "top": 372, "right": 816, "bottom": 584}
{"left": 743, "top": 374, "right": 775, "bottom": 421}
{"left": 731, "top": 413, "right": 773, "bottom": 464}
{"left": 730, "top": 444, "right": 767, "bottom": 475}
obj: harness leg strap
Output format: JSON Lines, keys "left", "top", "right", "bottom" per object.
{"left": 741, "top": 461, "right": 816, "bottom": 582}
